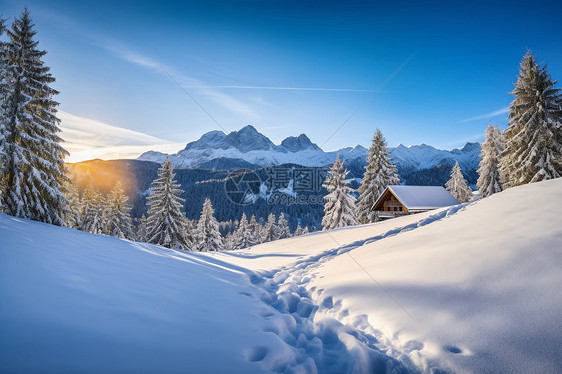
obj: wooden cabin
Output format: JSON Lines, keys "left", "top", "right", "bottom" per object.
{"left": 372, "top": 185, "right": 459, "bottom": 220}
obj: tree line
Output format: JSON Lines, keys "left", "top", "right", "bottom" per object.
{"left": 1, "top": 9, "right": 560, "bottom": 249}
{"left": 321, "top": 51, "right": 561, "bottom": 229}
{"left": 63, "top": 159, "right": 307, "bottom": 251}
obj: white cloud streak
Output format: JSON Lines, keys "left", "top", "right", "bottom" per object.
{"left": 59, "top": 111, "right": 184, "bottom": 163}
{"left": 181, "top": 85, "right": 372, "bottom": 92}
{"left": 460, "top": 107, "right": 509, "bottom": 123}
{"left": 96, "top": 41, "right": 259, "bottom": 120}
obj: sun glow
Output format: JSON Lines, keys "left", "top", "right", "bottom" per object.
{"left": 58, "top": 111, "right": 183, "bottom": 163}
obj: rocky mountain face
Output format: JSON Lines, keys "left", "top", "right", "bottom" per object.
{"left": 70, "top": 128, "right": 481, "bottom": 232}
{"left": 138, "top": 125, "right": 481, "bottom": 185}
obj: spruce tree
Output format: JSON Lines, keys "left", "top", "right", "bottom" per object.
{"left": 477, "top": 124, "right": 505, "bottom": 198}
{"left": 322, "top": 157, "right": 358, "bottom": 230}
{"left": 63, "top": 181, "right": 81, "bottom": 229}
{"left": 446, "top": 161, "right": 472, "bottom": 203}
{"left": 500, "top": 51, "right": 562, "bottom": 188}
{"left": 0, "top": 19, "right": 8, "bottom": 208}
{"left": 274, "top": 213, "right": 291, "bottom": 239}
{"left": 105, "top": 181, "right": 132, "bottom": 239}
{"left": 232, "top": 213, "right": 253, "bottom": 249}
{"left": 262, "top": 213, "right": 277, "bottom": 242}
{"left": 1, "top": 9, "right": 69, "bottom": 224}
{"left": 356, "top": 129, "right": 400, "bottom": 223}
{"left": 136, "top": 214, "right": 148, "bottom": 242}
{"left": 294, "top": 224, "right": 308, "bottom": 236}
{"left": 146, "top": 157, "right": 191, "bottom": 250}
{"left": 193, "top": 198, "right": 223, "bottom": 252}
{"left": 248, "top": 214, "right": 263, "bottom": 245}
{"left": 80, "top": 184, "right": 105, "bottom": 234}
{"left": 223, "top": 232, "right": 236, "bottom": 251}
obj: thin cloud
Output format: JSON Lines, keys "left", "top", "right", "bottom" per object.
{"left": 96, "top": 41, "right": 161, "bottom": 71}
{"left": 181, "top": 85, "right": 372, "bottom": 92}
{"left": 460, "top": 107, "right": 509, "bottom": 123}
{"left": 96, "top": 41, "right": 259, "bottom": 120}
{"left": 59, "top": 111, "right": 183, "bottom": 162}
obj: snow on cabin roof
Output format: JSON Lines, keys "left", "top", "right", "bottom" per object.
{"left": 375, "top": 185, "right": 460, "bottom": 211}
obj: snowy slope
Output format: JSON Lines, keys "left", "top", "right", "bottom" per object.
{"left": 0, "top": 215, "right": 408, "bottom": 373}
{"left": 2, "top": 179, "right": 560, "bottom": 373}
{"left": 213, "top": 179, "right": 562, "bottom": 373}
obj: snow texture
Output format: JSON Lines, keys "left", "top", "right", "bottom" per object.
{"left": 381, "top": 185, "right": 459, "bottom": 211}
{"left": 1, "top": 179, "right": 561, "bottom": 373}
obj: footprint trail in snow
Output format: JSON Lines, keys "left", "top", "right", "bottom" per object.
{"left": 239, "top": 205, "right": 466, "bottom": 373}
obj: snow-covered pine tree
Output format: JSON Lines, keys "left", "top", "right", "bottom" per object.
{"left": 262, "top": 213, "right": 277, "bottom": 242}
{"left": 0, "top": 19, "right": 8, "bottom": 208}
{"left": 223, "top": 232, "right": 236, "bottom": 251}
{"left": 356, "top": 129, "right": 400, "bottom": 224}
{"left": 63, "top": 182, "right": 81, "bottom": 229}
{"left": 322, "top": 157, "right": 358, "bottom": 230}
{"left": 500, "top": 51, "right": 562, "bottom": 188}
{"left": 193, "top": 198, "right": 223, "bottom": 252}
{"left": 248, "top": 214, "right": 263, "bottom": 245}
{"left": 146, "top": 157, "right": 191, "bottom": 250}
{"left": 232, "top": 213, "right": 253, "bottom": 249}
{"left": 446, "top": 161, "right": 472, "bottom": 203}
{"left": 294, "top": 224, "right": 309, "bottom": 236}
{"left": 477, "top": 124, "right": 505, "bottom": 198}
{"left": 136, "top": 214, "right": 148, "bottom": 242}
{"left": 80, "top": 184, "right": 105, "bottom": 234}
{"left": 1, "top": 9, "right": 69, "bottom": 224}
{"left": 275, "top": 213, "right": 291, "bottom": 239}
{"left": 104, "top": 181, "right": 132, "bottom": 239}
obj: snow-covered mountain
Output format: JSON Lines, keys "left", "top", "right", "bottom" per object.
{"left": 137, "top": 125, "right": 481, "bottom": 173}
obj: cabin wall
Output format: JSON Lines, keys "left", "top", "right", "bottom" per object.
{"left": 382, "top": 195, "right": 405, "bottom": 212}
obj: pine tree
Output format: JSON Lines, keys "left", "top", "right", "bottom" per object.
{"left": 136, "top": 214, "right": 148, "bottom": 242}
{"left": 446, "top": 161, "right": 472, "bottom": 203}
{"left": 322, "top": 157, "right": 358, "bottom": 230}
{"left": 232, "top": 213, "right": 253, "bottom": 249}
{"left": 356, "top": 129, "right": 400, "bottom": 223}
{"left": 105, "top": 181, "right": 132, "bottom": 239}
{"left": 248, "top": 214, "right": 263, "bottom": 245}
{"left": 500, "top": 51, "right": 562, "bottom": 188}
{"left": 146, "top": 157, "right": 191, "bottom": 250}
{"left": 193, "top": 198, "right": 223, "bottom": 251}
{"left": 80, "top": 184, "right": 105, "bottom": 234}
{"left": 477, "top": 124, "right": 505, "bottom": 198}
{"left": 63, "top": 181, "right": 81, "bottom": 229}
{"left": 0, "top": 9, "right": 69, "bottom": 224}
{"left": 0, "top": 19, "right": 9, "bottom": 208}
{"left": 294, "top": 224, "right": 308, "bottom": 236}
{"left": 262, "top": 213, "right": 277, "bottom": 242}
{"left": 223, "top": 232, "right": 236, "bottom": 251}
{"left": 275, "top": 213, "right": 291, "bottom": 239}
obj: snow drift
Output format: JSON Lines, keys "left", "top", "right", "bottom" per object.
{"left": 1, "top": 178, "right": 561, "bottom": 373}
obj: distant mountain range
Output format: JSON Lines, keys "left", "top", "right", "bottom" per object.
{"left": 138, "top": 125, "right": 481, "bottom": 181}
{"left": 69, "top": 126, "right": 482, "bottom": 231}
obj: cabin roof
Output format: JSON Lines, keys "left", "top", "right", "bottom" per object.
{"left": 372, "top": 185, "right": 460, "bottom": 211}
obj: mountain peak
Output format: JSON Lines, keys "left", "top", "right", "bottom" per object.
{"left": 183, "top": 130, "right": 226, "bottom": 151}
{"left": 221, "top": 125, "right": 275, "bottom": 153}
{"left": 238, "top": 124, "right": 259, "bottom": 133}
{"left": 280, "top": 133, "right": 320, "bottom": 152}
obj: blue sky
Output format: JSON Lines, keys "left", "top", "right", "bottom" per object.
{"left": 2, "top": 0, "right": 561, "bottom": 161}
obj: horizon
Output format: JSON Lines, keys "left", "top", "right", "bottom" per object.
{"left": 65, "top": 123, "right": 482, "bottom": 164}
{"left": 2, "top": 0, "right": 561, "bottom": 162}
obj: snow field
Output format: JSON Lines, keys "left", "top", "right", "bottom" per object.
{"left": 2, "top": 179, "right": 561, "bottom": 373}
